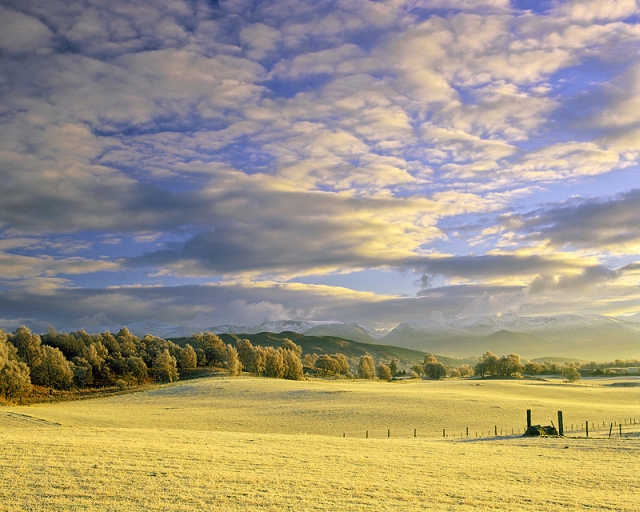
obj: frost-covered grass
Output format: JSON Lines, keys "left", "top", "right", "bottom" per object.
{"left": 1, "top": 377, "right": 639, "bottom": 510}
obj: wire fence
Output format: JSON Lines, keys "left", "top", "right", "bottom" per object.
{"left": 336, "top": 416, "right": 640, "bottom": 440}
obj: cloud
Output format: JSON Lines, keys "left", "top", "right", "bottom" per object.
{"left": 514, "top": 189, "right": 640, "bottom": 254}
{"left": 554, "top": 0, "right": 639, "bottom": 22}
{"left": 0, "top": 7, "right": 54, "bottom": 55}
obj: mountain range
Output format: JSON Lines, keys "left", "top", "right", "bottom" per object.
{"left": 54, "top": 313, "right": 640, "bottom": 361}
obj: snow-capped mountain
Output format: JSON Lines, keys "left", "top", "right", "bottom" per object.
{"left": 379, "top": 314, "right": 640, "bottom": 359}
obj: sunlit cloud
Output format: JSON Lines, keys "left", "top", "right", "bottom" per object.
{"left": 0, "top": 0, "right": 639, "bottom": 330}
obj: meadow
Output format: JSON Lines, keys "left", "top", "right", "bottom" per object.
{"left": 1, "top": 376, "right": 639, "bottom": 510}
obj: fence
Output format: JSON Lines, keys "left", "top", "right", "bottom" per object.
{"left": 337, "top": 412, "right": 640, "bottom": 439}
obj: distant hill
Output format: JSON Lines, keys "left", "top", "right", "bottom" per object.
{"left": 302, "top": 323, "right": 380, "bottom": 344}
{"left": 378, "top": 314, "right": 640, "bottom": 360}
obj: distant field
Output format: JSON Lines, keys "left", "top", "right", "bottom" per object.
{"left": 1, "top": 377, "right": 639, "bottom": 510}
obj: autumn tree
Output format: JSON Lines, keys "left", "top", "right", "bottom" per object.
{"left": 423, "top": 355, "right": 447, "bottom": 380}
{"left": 562, "top": 364, "right": 581, "bottom": 383}
{"left": 31, "top": 345, "right": 74, "bottom": 390}
{"left": 303, "top": 353, "right": 318, "bottom": 367}
{"left": 523, "top": 361, "right": 543, "bottom": 377}
{"left": 153, "top": 349, "right": 178, "bottom": 383}
{"left": 193, "top": 332, "right": 226, "bottom": 367}
{"left": 126, "top": 356, "right": 148, "bottom": 384}
{"left": 235, "top": 339, "right": 255, "bottom": 370}
{"left": 178, "top": 344, "right": 197, "bottom": 369}
{"left": 497, "top": 353, "right": 522, "bottom": 377}
{"left": 0, "top": 332, "right": 31, "bottom": 401}
{"left": 377, "top": 363, "right": 393, "bottom": 381}
{"left": 358, "top": 355, "right": 376, "bottom": 379}
{"left": 226, "top": 345, "right": 242, "bottom": 376}
{"left": 282, "top": 348, "right": 303, "bottom": 380}
{"left": 11, "top": 326, "right": 43, "bottom": 368}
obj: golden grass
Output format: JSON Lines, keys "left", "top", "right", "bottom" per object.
{"left": 1, "top": 376, "right": 639, "bottom": 510}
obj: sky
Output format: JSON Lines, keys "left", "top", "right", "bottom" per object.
{"left": 1, "top": 0, "right": 640, "bottom": 332}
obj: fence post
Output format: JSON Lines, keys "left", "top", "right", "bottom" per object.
{"left": 527, "top": 409, "right": 531, "bottom": 429}
{"left": 466, "top": 427, "right": 469, "bottom": 437}
{"left": 443, "top": 428, "right": 446, "bottom": 437}
{"left": 414, "top": 428, "right": 416, "bottom": 438}
{"left": 586, "top": 421, "right": 589, "bottom": 438}
{"left": 609, "top": 423, "right": 613, "bottom": 438}
{"left": 557, "top": 411, "right": 564, "bottom": 436}
{"left": 388, "top": 429, "right": 390, "bottom": 438}
{"left": 366, "top": 430, "right": 368, "bottom": 439}
{"left": 495, "top": 425, "right": 498, "bottom": 436}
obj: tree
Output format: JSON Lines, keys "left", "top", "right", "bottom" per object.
{"left": 423, "top": 355, "right": 447, "bottom": 380}
{"left": 153, "top": 349, "right": 178, "bottom": 383}
{"left": 178, "top": 344, "right": 197, "bottom": 369}
{"left": 377, "top": 363, "right": 393, "bottom": 381}
{"left": 31, "top": 346, "right": 74, "bottom": 390}
{"left": 332, "top": 353, "right": 350, "bottom": 376}
{"left": 282, "top": 348, "right": 303, "bottom": 380}
{"left": 303, "top": 353, "right": 318, "bottom": 367}
{"left": 358, "top": 355, "right": 376, "bottom": 379}
{"left": 315, "top": 354, "right": 338, "bottom": 375}
{"left": 562, "top": 364, "right": 581, "bottom": 383}
{"left": 0, "top": 360, "right": 31, "bottom": 401}
{"left": 264, "top": 347, "right": 285, "bottom": 378}
{"left": 235, "top": 339, "right": 254, "bottom": 370}
{"left": 389, "top": 359, "right": 398, "bottom": 376}
{"left": 0, "top": 332, "right": 31, "bottom": 401}
{"left": 475, "top": 351, "right": 500, "bottom": 378}
{"left": 126, "top": 356, "right": 148, "bottom": 384}
{"left": 11, "top": 326, "right": 43, "bottom": 368}
{"left": 282, "top": 338, "right": 302, "bottom": 357}
{"left": 226, "top": 345, "right": 242, "bottom": 376}
{"left": 523, "top": 361, "right": 543, "bottom": 377}
{"left": 193, "top": 333, "right": 226, "bottom": 367}
{"left": 498, "top": 353, "right": 522, "bottom": 377}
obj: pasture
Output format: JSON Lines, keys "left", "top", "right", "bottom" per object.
{"left": 1, "top": 377, "right": 639, "bottom": 510}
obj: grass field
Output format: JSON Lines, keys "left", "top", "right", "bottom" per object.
{"left": 1, "top": 376, "right": 639, "bottom": 510}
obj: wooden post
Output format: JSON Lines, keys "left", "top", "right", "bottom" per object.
{"left": 585, "top": 421, "right": 589, "bottom": 438}
{"left": 466, "top": 427, "right": 469, "bottom": 437}
{"left": 414, "top": 428, "right": 416, "bottom": 438}
{"left": 619, "top": 424, "right": 622, "bottom": 437}
{"left": 609, "top": 423, "right": 613, "bottom": 438}
{"left": 443, "top": 428, "right": 446, "bottom": 437}
{"left": 366, "top": 430, "right": 368, "bottom": 439}
{"left": 527, "top": 409, "right": 532, "bottom": 429}
{"left": 343, "top": 432, "right": 345, "bottom": 438}
{"left": 495, "top": 425, "right": 498, "bottom": 436}
{"left": 388, "top": 429, "right": 390, "bottom": 438}
{"left": 557, "top": 411, "right": 564, "bottom": 436}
